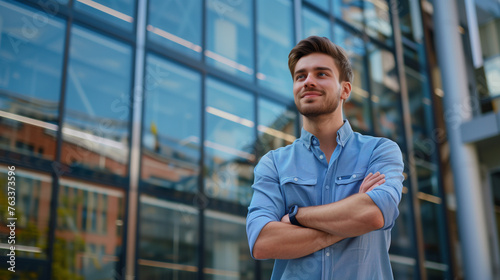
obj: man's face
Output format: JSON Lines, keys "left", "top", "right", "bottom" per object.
{"left": 292, "top": 53, "right": 347, "bottom": 118}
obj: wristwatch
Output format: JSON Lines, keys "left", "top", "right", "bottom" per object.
{"left": 288, "top": 205, "right": 303, "bottom": 227}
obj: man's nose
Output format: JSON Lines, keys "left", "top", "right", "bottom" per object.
{"left": 304, "top": 74, "right": 316, "bottom": 87}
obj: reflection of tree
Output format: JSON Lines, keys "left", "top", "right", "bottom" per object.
{"left": 52, "top": 236, "right": 85, "bottom": 280}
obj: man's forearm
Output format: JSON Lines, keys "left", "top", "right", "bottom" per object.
{"left": 296, "top": 193, "right": 384, "bottom": 237}
{"left": 252, "top": 221, "right": 344, "bottom": 260}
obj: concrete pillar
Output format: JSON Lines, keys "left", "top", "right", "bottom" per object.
{"left": 433, "top": 0, "right": 493, "bottom": 279}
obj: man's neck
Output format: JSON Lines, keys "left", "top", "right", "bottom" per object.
{"left": 303, "top": 113, "right": 344, "bottom": 163}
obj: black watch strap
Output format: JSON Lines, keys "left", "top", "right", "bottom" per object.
{"left": 289, "top": 205, "right": 303, "bottom": 227}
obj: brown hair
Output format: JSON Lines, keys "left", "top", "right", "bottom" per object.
{"left": 288, "top": 36, "right": 353, "bottom": 83}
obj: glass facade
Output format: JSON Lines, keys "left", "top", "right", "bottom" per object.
{"left": 0, "top": 0, "right": 453, "bottom": 279}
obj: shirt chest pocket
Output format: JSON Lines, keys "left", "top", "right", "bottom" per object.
{"left": 335, "top": 172, "right": 365, "bottom": 199}
{"left": 280, "top": 176, "right": 317, "bottom": 207}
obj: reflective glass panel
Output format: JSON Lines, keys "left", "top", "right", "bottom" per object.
{"left": 306, "top": 0, "right": 329, "bottom": 11}
{"left": 389, "top": 190, "right": 415, "bottom": 257}
{"left": 399, "top": 0, "right": 424, "bottom": 42}
{"left": 302, "top": 7, "right": 331, "bottom": 38}
{"left": 74, "top": 0, "right": 135, "bottom": 31}
{"left": 391, "top": 262, "right": 415, "bottom": 279}
{"left": 54, "top": 178, "right": 125, "bottom": 279}
{"left": 141, "top": 54, "right": 201, "bottom": 192}
{"left": 138, "top": 196, "right": 198, "bottom": 280}
{"left": 420, "top": 200, "right": 445, "bottom": 264}
{"left": 206, "top": 0, "right": 254, "bottom": 80}
{"left": 257, "top": 98, "right": 296, "bottom": 157}
{"left": 257, "top": 0, "right": 294, "bottom": 97}
{"left": 332, "top": 0, "right": 364, "bottom": 30}
{"left": 205, "top": 78, "right": 255, "bottom": 206}
{"left": 364, "top": 0, "right": 393, "bottom": 45}
{"left": 205, "top": 210, "right": 253, "bottom": 280}
{"left": 367, "top": 44, "right": 403, "bottom": 143}
{"left": 147, "top": 0, "right": 202, "bottom": 59}
{"left": 334, "top": 26, "right": 371, "bottom": 132}
{"left": 0, "top": 1, "right": 65, "bottom": 159}
{"left": 62, "top": 25, "right": 132, "bottom": 177}
{"left": 0, "top": 167, "right": 51, "bottom": 259}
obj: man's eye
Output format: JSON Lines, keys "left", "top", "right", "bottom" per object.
{"left": 318, "top": 73, "right": 327, "bottom": 77}
{"left": 296, "top": 75, "right": 305, "bottom": 80}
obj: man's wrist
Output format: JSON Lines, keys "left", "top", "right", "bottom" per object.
{"left": 288, "top": 205, "right": 304, "bottom": 227}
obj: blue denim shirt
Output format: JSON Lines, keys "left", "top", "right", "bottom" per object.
{"left": 246, "top": 120, "right": 404, "bottom": 280}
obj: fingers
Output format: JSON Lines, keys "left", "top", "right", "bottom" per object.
{"left": 359, "top": 172, "right": 385, "bottom": 193}
{"left": 366, "top": 178, "right": 385, "bottom": 192}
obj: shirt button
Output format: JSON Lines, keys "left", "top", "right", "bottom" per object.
{"left": 319, "top": 155, "right": 324, "bottom": 159}
{"left": 326, "top": 252, "right": 330, "bottom": 257}
{"left": 352, "top": 174, "right": 357, "bottom": 178}
{"left": 293, "top": 177, "right": 298, "bottom": 182}
{"left": 325, "top": 185, "right": 330, "bottom": 190}
{"left": 338, "top": 177, "right": 341, "bottom": 180}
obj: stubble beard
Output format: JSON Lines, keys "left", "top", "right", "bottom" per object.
{"left": 296, "top": 88, "right": 341, "bottom": 118}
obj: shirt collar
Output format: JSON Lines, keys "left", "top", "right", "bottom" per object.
{"left": 299, "top": 119, "right": 353, "bottom": 149}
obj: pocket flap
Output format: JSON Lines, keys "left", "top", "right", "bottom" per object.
{"left": 281, "top": 176, "right": 317, "bottom": 186}
{"left": 335, "top": 172, "right": 364, "bottom": 185}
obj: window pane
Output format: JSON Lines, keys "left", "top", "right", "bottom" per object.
{"left": 0, "top": 1, "right": 65, "bottom": 159}
{"left": 303, "top": 7, "right": 331, "bottom": 38}
{"left": 399, "top": 0, "right": 424, "bottom": 42}
{"left": 367, "top": 44, "right": 402, "bottom": 143}
{"left": 74, "top": 0, "right": 135, "bottom": 31}
{"left": 205, "top": 78, "right": 255, "bottom": 206}
{"left": 334, "top": 26, "right": 371, "bottom": 132}
{"left": 62, "top": 25, "right": 132, "bottom": 177}
{"left": 364, "top": 0, "right": 393, "bottom": 45}
{"left": 54, "top": 178, "right": 125, "bottom": 279}
{"left": 147, "top": 0, "right": 202, "bottom": 59}
{"left": 206, "top": 0, "right": 254, "bottom": 80}
{"left": 142, "top": 54, "right": 201, "bottom": 191}
{"left": 332, "top": 0, "right": 364, "bottom": 30}
{"left": 306, "top": 0, "right": 329, "bottom": 11}
{"left": 257, "top": 0, "right": 294, "bottom": 97}
{"left": 390, "top": 191, "right": 415, "bottom": 257}
{"left": 421, "top": 200, "right": 446, "bottom": 264}
{"left": 257, "top": 98, "right": 296, "bottom": 157}
{"left": 138, "top": 196, "right": 198, "bottom": 279}
{"left": 0, "top": 167, "right": 52, "bottom": 259}
{"left": 205, "top": 211, "right": 253, "bottom": 280}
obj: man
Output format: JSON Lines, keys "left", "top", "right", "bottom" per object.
{"left": 246, "top": 36, "right": 404, "bottom": 279}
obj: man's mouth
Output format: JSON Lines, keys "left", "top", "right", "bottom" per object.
{"left": 302, "top": 91, "right": 322, "bottom": 98}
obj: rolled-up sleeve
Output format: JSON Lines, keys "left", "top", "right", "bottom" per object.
{"left": 246, "top": 151, "right": 285, "bottom": 259}
{"left": 366, "top": 139, "right": 404, "bottom": 230}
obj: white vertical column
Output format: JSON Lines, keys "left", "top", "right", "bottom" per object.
{"left": 126, "top": 0, "right": 147, "bottom": 279}
{"left": 433, "top": 0, "right": 493, "bottom": 279}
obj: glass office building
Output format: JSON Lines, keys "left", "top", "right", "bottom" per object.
{"left": 0, "top": 0, "right": 464, "bottom": 279}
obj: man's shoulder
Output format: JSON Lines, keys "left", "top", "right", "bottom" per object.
{"left": 351, "top": 131, "right": 398, "bottom": 146}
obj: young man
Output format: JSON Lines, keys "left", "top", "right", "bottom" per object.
{"left": 246, "top": 36, "right": 404, "bottom": 279}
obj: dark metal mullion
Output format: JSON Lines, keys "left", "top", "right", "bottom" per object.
{"left": 198, "top": 0, "right": 208, "bottom": 279}
{"left": 46, "top": 0, "right": 74, "bottom": 278}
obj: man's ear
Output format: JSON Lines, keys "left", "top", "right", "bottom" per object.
{"left": 340, "top": 82, "right": 352, "bottom": 101}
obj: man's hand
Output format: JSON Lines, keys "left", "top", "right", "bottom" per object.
{"left": 281, "top": 213, "right": 291, "bottom": 224}
{"left": 359, "top": 172, "right": 385, "bottom": 193}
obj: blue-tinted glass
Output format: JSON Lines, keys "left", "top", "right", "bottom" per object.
{"left": 364, "top": 0, "right": 393, "bottom": 45}
{"left": 399, "top": 0, "right": 424, "bottom": 42}
{"left": 390, "top": 190, "right": 416, "bottom": 257}
{"left": 142, "top": 54, "right": 201, "bottom": 192}
{"left": 257, "top": 0, "right": 294, "bottom": 98}
{"left": 205, "top": 78, "right": 255, "bottom": 206}
{"left": 332, "top": 0, "right": 364, "bottom": 30}
{"left": 302, "top": 7, "right": 331, "bottom": 39}
{"left": 306, "top": 0, "right": 329, "bottom": 11}
{"left": 0, "top": 1, "right": 65, "bottom": 159}
{"left": 367, "top": 44, "right": 403, "bottom": 143}
{"left": 334, "top": 26, "right": 372, "bottom": 132}
{"left": 74, "top": 0, "right": 135, "bottom": 31}
{"left": 421, "top": 200, "right": 446, "bottom": 263}
{"left": 138, "top": 196, "right": 198, "bottom": 279}
{"left": 63, "top": 25, "right": 132, "bottom": 176}
{"left": 206, "top": 0, "right": 254, "bottom": 80}
{"left": 205, "top": 212, "right": 253, "bottom": 280}
{"left": 257, "top": 98, "right": 296, "bottom": 156}
{"left": 55, "top": 180, "right": 125, "bottom": 279}
{"left": 148, "top": 0, "right": 202, "bottom": 59}
{"left": 0, "top": 168, "right": 52, "bottom": 259}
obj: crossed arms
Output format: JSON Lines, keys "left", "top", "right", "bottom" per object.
{"left": 252, "top": 173, "right": 386, "bottom": 260}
